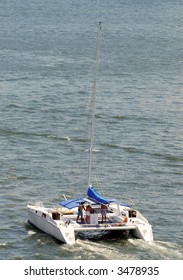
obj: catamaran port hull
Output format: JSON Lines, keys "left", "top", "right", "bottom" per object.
{"left": 27, "top": 204, "right": 76, "bottom": 244}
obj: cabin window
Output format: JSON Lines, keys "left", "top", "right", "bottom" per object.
{"left": 52, "top": 212, "right": 60, "bottom": 220}
{"left": 129, "top": 210, "right": 137, "bottom": 218}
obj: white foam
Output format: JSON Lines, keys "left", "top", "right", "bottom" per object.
{"left": 27, "top": 230, "right": 36, "bottom": 236}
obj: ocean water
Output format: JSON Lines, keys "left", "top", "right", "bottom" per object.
{"left": 0, "top": 0, "right": 183, "bottom": 260}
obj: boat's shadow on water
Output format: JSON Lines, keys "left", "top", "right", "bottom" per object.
{"left": 77, "top": 230, "right": 133, "bottom": 242}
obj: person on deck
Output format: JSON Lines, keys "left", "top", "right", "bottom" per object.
{"left": 101, "top": 204, "right": 107, "bottom": 223}
{"left": 85, "top": 204, "right": 92, "bottom": 224}
{"left": 120, "top": 212, "right": 128, "bottom": 225}
{"left": 76, "top": 202, "right": 85, "bottom": 223}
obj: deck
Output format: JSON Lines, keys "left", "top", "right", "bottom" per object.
{"left": 73, "top": 223, "right": 136, "bottom": 232}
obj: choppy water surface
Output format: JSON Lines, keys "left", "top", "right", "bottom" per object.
{"left": 0, "top": 0, "right": 183, "bottom": 260}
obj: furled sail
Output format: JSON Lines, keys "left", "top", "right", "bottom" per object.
{"left": 87, "top": 186, "right": 109, "bottom": 204}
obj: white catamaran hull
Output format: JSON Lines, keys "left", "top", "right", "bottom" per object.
{"left": 27, "top": 203, "right": 76, "bottom": 244}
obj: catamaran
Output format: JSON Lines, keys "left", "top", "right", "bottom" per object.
{"left": 27, "top": 22, "right": 153, "bottom": 245}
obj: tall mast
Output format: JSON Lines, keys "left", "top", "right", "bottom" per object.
{"left": 88, "top": 22, "right": 102, "bottom": 187}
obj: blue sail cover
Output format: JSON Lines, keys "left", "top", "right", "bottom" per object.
{"left": 87, "top": 186, "right": 130, "bottom": 207}
{"left": 87, "top": 186, "right": 109, "bottom": 204}
{"left": 59, "top": 198, "right": 87, "bottom": 209}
